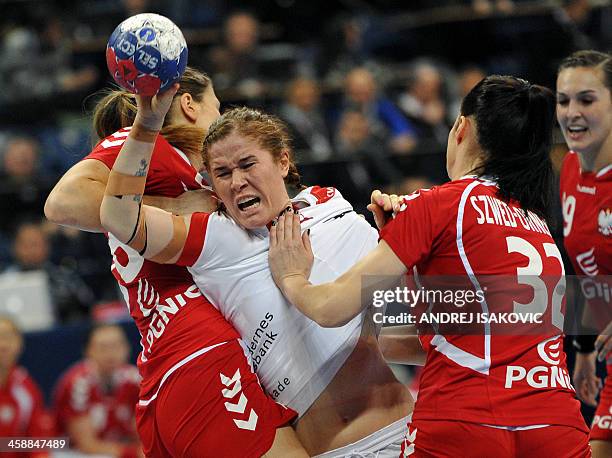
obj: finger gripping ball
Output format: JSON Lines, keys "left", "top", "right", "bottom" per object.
{"left": 107, "top": 13, "right": 187, "bottom": 96}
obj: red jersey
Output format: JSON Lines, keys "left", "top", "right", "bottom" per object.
{"left": 560, "top": 151, "right": 612, "bottom": 334}
{"left": 85, "top": 128, "right": 239, "bottom": 402}
{"left": 53, "top": 360, "right": 139, "bottom": 441}
{"left": 381, "top": 177, "right": 587, "bottom": 431}
{"left": 560, "top": 151, "right": 612, "bottom": 277}
{"left": 0, "top": 367, "right": 54, "bottom": 458}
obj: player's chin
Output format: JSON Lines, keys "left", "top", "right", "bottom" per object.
{"left": 235, "top": 211, "right": 268, "bottom": 230}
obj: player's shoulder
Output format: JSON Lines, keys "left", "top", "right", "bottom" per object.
{"left": 90, "top": 127, "right": 173, "bottom": 156}
{"left": 596, "top": 162, "right": 612, "bottom": 181}
{"left": 10, "top": 366, "right": 41, "bottom": 392}
{"left": 560, "top": 151, "right": 580, "bottom": 177}
{"left": 9, "top": 366, "right": 29, "bottom": 383}
{"left": 294, "top": 186, "right": 355, "bottom": 229}
{"left": 397, "top": 181, "right": 450, "bottom": 210}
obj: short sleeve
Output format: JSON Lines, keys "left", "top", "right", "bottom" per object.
{"left": 84, "top": 142, "right": 120, "bottom": 169}
{"left": 380, "top": 190, "right": 439, "bottom": 269}
{"left": 176, "top": 212, "right": 210, "bottom": 266}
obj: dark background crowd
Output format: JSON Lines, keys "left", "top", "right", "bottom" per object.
{"left": 0, "top": 0, "right": 610, "bottom": 424}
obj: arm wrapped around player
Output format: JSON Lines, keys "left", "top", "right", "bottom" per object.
{"left": 100, "top": 84, "right": 189, "bottom": 263}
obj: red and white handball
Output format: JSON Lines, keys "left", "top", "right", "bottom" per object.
{"left": 106, "top": 13, "right": 188, "bottom": 96}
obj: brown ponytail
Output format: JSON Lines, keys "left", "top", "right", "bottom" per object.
{"left": 92, "top": 90, "right": 138, "bottom": 141}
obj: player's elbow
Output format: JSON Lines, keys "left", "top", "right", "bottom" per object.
{"left": 44, "top": 188, "right": 73, "bottom": 226}
{"left": 310, "top": 302, "right": 352, "bottom": 328}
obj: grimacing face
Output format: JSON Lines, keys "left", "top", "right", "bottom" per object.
{"left": 208, "top": 131, "right": 290, "bottom": 229}
{"left": 556, "top": 67, "right": 612, "bottom": 158}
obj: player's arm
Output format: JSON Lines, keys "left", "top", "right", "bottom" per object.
{"left": 45, "top": 159, "right": 110, "bottom": 232}
{"left": 100, "top": 86, "right": 191, "bottom": 264}
{"left": 45, "top": 157, "right": 211, "bottom": 233}
{"left": 379, "top": 325, "right": 426, "bottom": 365}
{"left": 269, "top": 212, "right": 407, "bottom": 327}
{"left": 67, "top": 415, "right": 139, "bottom": 457}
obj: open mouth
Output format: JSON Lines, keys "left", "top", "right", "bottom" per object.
{"left": 237, "top": 197, "right": 261, "bottom": 211}
{"left": 567, "top": 126, "right": 587, "bottom": 134}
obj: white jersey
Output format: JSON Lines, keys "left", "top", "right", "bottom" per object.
{"left": 178, "top": 186, "right": 378, "bottom": 415}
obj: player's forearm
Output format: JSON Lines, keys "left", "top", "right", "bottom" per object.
{"left": 100, "top": 126, "right": 157, "bottom": 243}
{"left": 282, "top": 276, "right": 362, "bottom": 328}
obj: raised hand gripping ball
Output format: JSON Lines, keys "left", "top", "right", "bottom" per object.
{"left": 106, "top": 13, "right": 188, "bottom": 96}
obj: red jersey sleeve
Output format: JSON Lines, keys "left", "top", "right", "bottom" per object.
{"left": 176, "top": 212, "right": 211, "bottom": 266}
{"left": 84, "top": 128, "right": 133, "bottom": 169}
{"left": 380, "top": 189, "right": 441, "bottom": 269}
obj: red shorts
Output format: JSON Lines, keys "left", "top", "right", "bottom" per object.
{"left": 591, "top": 364, "right": 612, "bottom": 442}
{"left": 401, "top": 420, "right": 590, "bottom": 457}
{"left": 135, "top": 339, "right": 297, "bottom": 458}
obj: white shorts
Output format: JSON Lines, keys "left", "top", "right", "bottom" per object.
{"left": 314, "top": 415, "right": 411, "bottom": 458}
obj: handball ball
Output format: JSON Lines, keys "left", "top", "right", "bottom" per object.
{"left": 106, "top": 13, "right": 188, "bottom": 96}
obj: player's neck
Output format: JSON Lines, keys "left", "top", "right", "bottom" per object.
{"left": 576, "top": 134, "right": 612, "bottom": 173}
{"left": 594, "top": 134, "right": 612, "bottom": 173}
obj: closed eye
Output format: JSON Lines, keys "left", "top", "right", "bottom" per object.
{"left": 215, "top": 170, "right": 230, "bottom": 178}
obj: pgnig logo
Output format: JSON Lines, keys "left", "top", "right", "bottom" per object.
{"left": 592, "top": 406, "right": 612, "bottom": 431}
{"left": 504, "top": 336, "right": 573, "bottom": 390}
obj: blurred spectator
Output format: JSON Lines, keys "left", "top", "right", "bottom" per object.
{"left": 341, "top": 67, "right": 417, "bottom": 156}
{"left": 0, "top": 12, "right": 98, "bottom": 107}
{"left": 53, "top": 324, "right": 141, "bottom": 457}
{"left": 0, "top": 316, "right": 55, "bottom": 457}
{"left": 319, "top": 15, "right": 376, "bottom": 86}
{"left": 449, "top": 65, "right": 486, "bottom": 118}
{"left": 386, "top": 176, "right": 435, "bottom": 196}
{"left": 472, "top": 0, "right": 515, "bottom": 16}
{"left": 335, "top": 110, "right": 403, "bottom": 190}
{"left": 45, "top": 224, "right": 118, "bottom": 304}
{"left": 208, "top": 11, "right": 265, "bottom": 97}
{"left": 72, "top": 0, "right": 156, "bottom": 41}
{"left": 0, "top": 137, "right": 54, "bottom": 233}
{"left": 398, "top": 61, "right": 450, "bottom": 146}
{"left": 553, "top": 0, "right": 594, "bottom": 51}
{"left": 279, "top": 77, "right": 333, "bottom": 162}
{"left": 4, "top": 221, "right": 95, "bottom": 323}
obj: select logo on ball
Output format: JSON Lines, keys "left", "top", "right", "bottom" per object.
{"left": 106, "top": 13, "right": 188, "bottom": 96}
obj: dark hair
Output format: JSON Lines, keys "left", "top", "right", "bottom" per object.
{"left": 203, "top": 107, "right": 303, "bottom": 190}
{"left": 92, "top": 67, "right": 212, "bottom": 159}
{"left": 461, "top": 75, "right": 555, "bottom": 218}
{"left": 558, "top": 50, "right": 612, "bottom": 93}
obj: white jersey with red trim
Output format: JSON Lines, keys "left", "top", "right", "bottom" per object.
{"left": 380, "top": 177, "right": 587, "bottom": 432}
{"left": 178, "top": 186, "right": 378, "bottom": 416}
{"left": 85, "top": 129, "right": 239, "bottom": 401}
